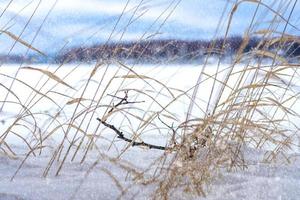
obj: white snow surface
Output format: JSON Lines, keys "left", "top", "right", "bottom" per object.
{"left": 0, "top": 64, "right": 300, "bottom": 200}
{"left": 0, "top": 146, "right": 299, "bottom": 200}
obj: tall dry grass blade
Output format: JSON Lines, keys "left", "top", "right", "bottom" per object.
{"left": 0, "top": 30, "right": 45, "bottom": 56}
{"left": 21, "top": 66, "right": 75, "bottom": 90}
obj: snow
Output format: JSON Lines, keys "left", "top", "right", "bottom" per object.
{"left": 202, "top": 150, "right": 300, "bottom": 200}
{"left": 0, "top": 64, "right": 300, "bottom": 199}
{"left": 0, "top": 145, "right": 299, "bottom": 200}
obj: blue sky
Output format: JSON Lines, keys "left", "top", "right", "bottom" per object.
{"left": 0, "top": 0, "right": 299, "bottom": 55}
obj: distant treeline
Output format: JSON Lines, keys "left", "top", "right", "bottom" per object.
{"left": 57, "top": 36, "right": 300, "bottom": 64}
{"left": 1, "top": 36, "right": 300, "bottom": 64}
{"left": 58, "top": 36, "right": 260, "bottom": 64}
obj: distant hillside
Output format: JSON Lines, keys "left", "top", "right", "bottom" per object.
{"left": 57, "top": 36, "right": 300, "bottom": 64}
{"left": 56, "top": 36, "right": 257, "bottom": 64}
{"left": 1, "top": 36, "right": 299, "bottom": 64}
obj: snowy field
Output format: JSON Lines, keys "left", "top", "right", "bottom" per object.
{"left": 0, "top": 145, "right": 299, "bottom": 200}
{"left": 0, "top": 64, "right": 299, "bottom": 200}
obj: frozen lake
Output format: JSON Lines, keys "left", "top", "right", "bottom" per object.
{"left": 0, "top": 63, "right": 299, "bottom": 200}
{"left": 0, "top": 63, "right": 235, "bottom": 146}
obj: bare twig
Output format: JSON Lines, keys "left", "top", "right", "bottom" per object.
{"left": 98, "top": 91, "right": 170, "bottom": 150}
{"left": 107, "top": 91, "right": 144, "bottom": 114}
{"left": 97, "top": 118, "right": 169, "bottom": 150}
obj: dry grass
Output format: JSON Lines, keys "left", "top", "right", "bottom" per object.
{"left": 0, "top": 0, "right": 300, "bottom": 199}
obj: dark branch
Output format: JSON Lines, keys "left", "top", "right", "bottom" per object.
{"left": 98, "top": 91, "right": 169, "bottom": 150}
{"left": 97, "top": 118, "right": 169, "bottom": 151}
{"left": 157, "top": 115, "right": 177, "bottom": 146}
{"left": 107, "top": 91, "right": 144, "bottom": 114}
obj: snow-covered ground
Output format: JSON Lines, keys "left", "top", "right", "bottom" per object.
{"left": 0, "top": 145, "right": 299, "bottom": 200}
{"left": 0, "top": 64, "right": 299, "bottom": 200}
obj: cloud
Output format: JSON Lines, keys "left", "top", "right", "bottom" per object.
{"left": 0, "top": 0, "right": 162, "bottom": 18}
